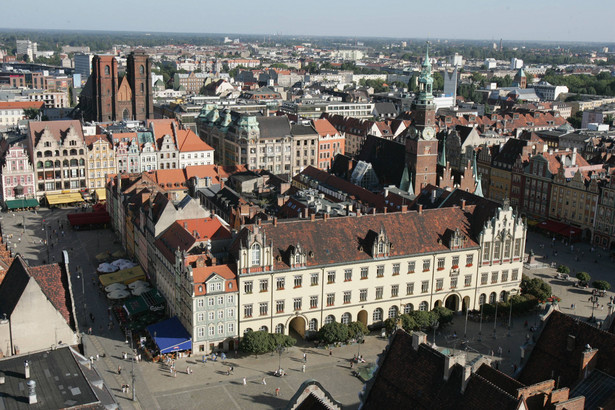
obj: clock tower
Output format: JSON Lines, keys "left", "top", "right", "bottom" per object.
{"left": 406, "top": 44, "right": 439, "bottom": 196}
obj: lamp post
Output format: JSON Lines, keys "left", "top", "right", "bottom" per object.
{"left": 493, "top": 297, "right": 498, "bottom": 339}
{"left": 276, "top": 343, "right": 285, "bottom": 373}
{"left": 507, "top": 298, "right": 513, "bottom": 337}
{"left": 463, "top": 303, "right": 469, "bottom": 340}
{"left": 356, "top": 331, "right": 364, "bottom": 359}
{"left": 431, "top": 319, "right": 439, "bottom": 348}
{"left": 589, "top": 290, "right": 599, "bottom": 322}
{"left": 76, "top": 268, "right": 86, "bottom": 325}
{"left": 478, "top": 299, "right": 483, "bottom": 342}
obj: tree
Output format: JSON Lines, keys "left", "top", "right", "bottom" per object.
{"left": 271, "top": 333, "right": 296, "bottom": 349}
{"left": 409, "top": 310, "right": 437, "bottom": 330}
{"left": 592, "top": 280, "right": 610, "bottom": 291}
{"left": 240, "top": 330, "right": 273, "bottom": 357}
{"left": 432, "top": 306, "right": 453, "bottom": 326}
{"left": 23, "top": 108, "right": 40, "bottom": 120}
{"left": 576, "top": 272, "right": 591, "bottom": 284}
{"left": 556, "top": 265, "right": 570, "bottom": 274}
{"left": 318, "top": 322, "right": 349, "bottom": 345}
{"left": 348, "top": 321, "right": 368, "bottom": 339}
{"left": 520, "top": 274, "right": 552, "bottom": 301}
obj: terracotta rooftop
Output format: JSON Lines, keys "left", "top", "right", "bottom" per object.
{"left": 0, "top": 101, "right": 45, "bottom": 110}
{"left": 29, "top": 119, "right": 84, "bottom": 147}
{"left": 191, "top": 264, "right": 237, "bottom": 296}
{"left": 175, "top": 129, "right": 214, "bottom": 153}
{"left": 312, "top": 118, "right": 340, "bottom": 137}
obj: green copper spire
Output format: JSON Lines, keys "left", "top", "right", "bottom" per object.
{"left": 399, "top": 165, "right": 410, "bottom": 192}
{"left": 417, "top": 42, "right": 434, "bottom": 106}
{"left": 474, "top": 174, "right": 484, "bottom": 197}
{"left": 472, "top": 150, "right": 478, "bottom": 179}
{"left": 438, "top": 134, "right": 447, "bottom": 167}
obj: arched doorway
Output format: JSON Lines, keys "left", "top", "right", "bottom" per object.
{"left": 289, "top": 316, "right": 306, "bottom": 338}
{"left": 357, "top": 310, "right": 368, "bottom": 326}
{"left": 122, "top": 108, "right": 130, "bottom": 121}
{"left": 462, "top": 296, "right": 470, "bottom": 311}
{"left": 434, "top": 300, "right": 443, "bottom": 308}
{"left": 445, "top": 294, "right": 459, "bottom": 311}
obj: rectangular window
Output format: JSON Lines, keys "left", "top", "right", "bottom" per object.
{"left": 310, "top": 296, "right": 318, "bottom": 308}
{"left": 481, "top": 273, "right": 488, "bottom": 285}
{"left": 504, "top": 240, "right": 511, "bottom": 259}
{"left": 227, "top": 295, "right": 234, "bottom": 304}
{"left": 450, "top": 277, "right": 458, "bottom": 289}
{"left": 452, "top": 256, "right": 459, "bottom": 268}
{"left": 217, "top": 310, "right": 224, "bottom": 319}
{"left": 327, "top": 271, "right": 336, "bottom": 284}
{"left": 326, "top": 293, "right": 335, "bottom": 306}
{"left": 276, "top": 277, "right": 285, "bottom": 290}
{"left": 392, "top": 263, "right": 400, "bottom": 275}
{"left": 437, "top": 258, "right": 445, "bottom": 270}
{"left": 198, "top": 327, "right": 204, "bottom": 338}
{"left": 276, "top": 300, "right": 284, "bottom": 313}
{"left": 259, "top": 279, "right": 268, "bottom": 292}
{"left": 436, "top": 278, "right": 444, "bottom": 291}
{"left": 217, "top": 296, "right": 224, "bottom": 305}
{"left": 484, "top": 242, "right": 491, "bottom": 261}
{"left": 376, "top": 265, "right": 384, "bottom": 277}
{"left": 491, "top": 271, "right": 499, "bottom": 284}
{"left": 208, "top": 311, "right": 215, "bottom": 321}
{"left": 361, "top": 267, "right": 368, "bottom": 279}
{"left": 406, "top": 282, "right": 414, "bottom": 295}
{"left": 228, "top": 323, "right": 234, "bottom": 334}
{"left": 294, "top": 275, "right": 302, "bottom": 288}
{"left": 197, "top": 313, "right": 204, "bottom": 322}
{"left": 375, "top": 287, "right": 383, "bottom": 300}
{"left": 360, "top": 289, "right": 367, "bottom": 302}
{"left": 208, "top": 298, "right": 214, "bottom": 307}
{"left": 502, "top": 270, "right": 509, "bottom": 282}
{"left": 465, "top": 275, "right": 472, "bottom": 287}
{"left": 514, "top": 239, "right": 522, "bottom": 257}
{"left": 408, "top": 261, "right": 415, "bottom": 273}
{"left": 421, "top": 281, "right": 429, "bottom": 293}
{"left": 227, "top": 308, "right": 234, "bottom": 318}
{"left": 512, "top": 269, "right": 519, "bottom": 281}
{"left": 423, "top": 259, "right": 430, "bottom": 272}
{"left": 311, "top": 273, "right": 319, "bottom": 286}
{"left": 391, "top": 285, "right": 399, "bottom": 297}
{"left": 294, "top": 298, "right": 302, "bottom": 310}
{"left": 343, "top": 291, "right": 351, "bottom": 304}
{"left": 494, "top": 242, "right": 501, "bottom": 260}
{"left": 466, "top": 254, "right": 474, "bottom": 266}
{"left": 259, "top": 302, "right": 268, "bottom": 316}
{"left": 244, "top": 281, "right": 253, "bottom": 294}
{"left": 198, "top": 299, "right": 204, "bottom": 307}
{"left": 244, "top": 304, "right": 253, "bottom": 318}
{"left": 344, "top": 269, "right": 352, "bottom": 281}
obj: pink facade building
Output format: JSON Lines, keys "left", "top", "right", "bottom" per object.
{"left": 1, "top": 144, "right": 36, "bottom": 203}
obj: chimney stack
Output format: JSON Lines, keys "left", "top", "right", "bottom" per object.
{"left": 411, "top": 331, "right": 427, "bottom": 351}
{"left": 310, "top": 213, "right": 315, "bottom": 222}
{"left": 401, "top": 204, "right": 408, "bottom": 213}
{"left": 273, "top": 217, "right": 278, "bottom": 227}
{"left": 461, "top": 199, "right": 466, "bottom": 210}
{"left": 24, "top": 360, "right": 30, "bottom": 379}
{"left": 356, "top": 208, "right": 361, "bottom": 217}
{"left": 418, "top": 204, "right": 423, "bottom": 214}
{"left": 27, "top": 380, "right": 37, "bottom": 404}
{"left": 383, "top": 207, "right": 387, "bottom": 214}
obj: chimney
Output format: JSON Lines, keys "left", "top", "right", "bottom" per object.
{"left": 323, "top": 213, "right": 328, "bottom": 221}
{"left": 273, "top": 217, "right": 277, "bottom": 227}
{"left": 572, "top": 147, "right": 577, "bottom": 165}
{"left": 461, "top": 365, "right": 473, "bottom": 393}
{"left": 384, "top": 187, "right": 389, "bottom": 197}
{"left": 444, "top": 353, "right": 466, "bottom": 381}
{"left": 303, "top": 207, "right": 309, "bottom": 219}
{"left": 566, "top": 334, "right": 575, "bottom": 352}
{"left": 27, "top": 380, "right": 37, "bottom": 404}
{"left": 372, "top": 209, "right": 376, "bottom": 215}
{"left": 24, "top": 360, "right": 30, "bottom": 379}
{"left": 310, "top": 213, "right": 315, "bottom": 222}
{"left": 383, "top": 207, "right": 387, "bottom": 214}
{"left": 461, "top": 199, "right": 466, "bottom": 210}
{"left": 579, "top": 345, "right": 599, "bottom": 380}
{"left": 431, "top": 190, "right": 437, "bottom": 203}
{"left": 418, "top": 204, "right": 423, "bottom": 214}
{"left": 356, "top": 208, "right": 361, "bottom": 217}
{"left": 411, "top": 331, "right": 427, "bottom": 351}
{"left": 401, "top": 204, "right": 408, "bottom": 213}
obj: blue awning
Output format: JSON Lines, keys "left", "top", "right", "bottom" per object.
{"left": 146, "top": 316, "right": 192, "bottom": 354}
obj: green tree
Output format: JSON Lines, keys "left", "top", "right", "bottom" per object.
{"left": 240, "top": 330, "right": 273, "bottom": 357}
{"left": 409, "top": 310, "right": 437, "bottom": 330}
{"left": 520, "top": 274, "right": 552, "bottom": 300}
{"left": 347, "top": 321, "right": 368, "bottom": 339}
{"left": 592, "top": 280, "right": 611, "bottom": 291}
{"left": 432, "top": 306, "right": 454, "bottom": 326}
{"left": 576, "top": 272, "right": 591, "bottom": 284}
{"left": 271, "top": 333, "right": 297, "bottom": 349}
{"left": 318, "top": 322, "right": 349, "bottom": 344}
{"left": 556, "top": 265, "right": 570, "bottom": 274}
{"left": 23, "top": 108, "right": 40, "bottom": 119}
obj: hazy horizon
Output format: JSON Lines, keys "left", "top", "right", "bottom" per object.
{"left": 4, "top": 0, "right": 614, "bottom": 44}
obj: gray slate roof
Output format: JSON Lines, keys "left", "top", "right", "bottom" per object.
{"left": 256, "top": 116, "right": 291, "bottom": 139}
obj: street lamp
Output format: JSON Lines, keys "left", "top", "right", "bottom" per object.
{"left": 276, "top": 343, "right": 285, "bottom": 373}
{"left": 76, "top": 268, "right": 85, "bottom": 325}
{"left": 478, "top": 299, "right": 483, "bottom": 342}
{"left": 356, "top": 331, "right": 364, "bottom": 359}
{"left": 431, "top": 319, "right": 439, "bottom": 348}
{"left": 589, "top": 290, "right": 599, "bottom": 322}
{"left": 493, "top": 297, "right": 498, "bottom": 339}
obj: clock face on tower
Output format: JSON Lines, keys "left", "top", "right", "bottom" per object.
{"left": 422, "top": 126, "right": 435, "bottom": 140}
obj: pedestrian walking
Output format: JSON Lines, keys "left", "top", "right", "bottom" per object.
{"left": 118, "top": 365, "right": 122, "bottom": 375}
{"left": 329, "top": 349, "right": 332, "bottom": 356}
{"left": 303, "top": 353, "right": 307, "bottom": 362}
{"left": 302, "top": 364, "right": 306, "bottom": 373}
{"left": 275, "top": 387, "right": 280, "bottom": 397}
{"left": 243, "top": 377, "right": 247, "bottom": 385}
{"left": 262, "top": 377, "right": 267, "bottom": 385}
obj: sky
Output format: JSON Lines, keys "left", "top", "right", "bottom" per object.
{"left": 4, "top": 0, "right": 614, "bottom": 43}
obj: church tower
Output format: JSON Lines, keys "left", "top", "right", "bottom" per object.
{"left": 127, "top": 50, "right": 154, "bottom": 121}
{"left": 405, "top": 44, "right": 439, "bottom": 196}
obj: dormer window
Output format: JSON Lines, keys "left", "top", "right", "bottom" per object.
{"left": 198, "top": 285, "right": 203, "bottom": 292}
{"left": 378, "top": 242, "right": 384, "bottom": 254}
{"left": 295, "top": 254, "right": 301, "bottom": 265}
{"left": 251, "top": 243, "right": 261, "bottom": 266}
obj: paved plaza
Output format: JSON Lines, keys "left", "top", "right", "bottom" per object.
{"left": 1, "top": 208, "right": 614, "bottom": 409}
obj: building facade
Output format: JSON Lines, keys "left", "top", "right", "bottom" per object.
{"left": 85, "top": 135, "right": 116, "bottom": 190}
{"left": 0, "top": 144, "right": 37, "bottom": 203}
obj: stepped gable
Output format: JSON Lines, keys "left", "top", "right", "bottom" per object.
{"left": 518, "top": 310, "right": 615, "bottom": 389}
{"left": 234, "top": 205, "right": 478, "bottom": 270}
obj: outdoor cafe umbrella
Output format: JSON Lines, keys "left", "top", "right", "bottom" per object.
{"left": 97, "top": 263, "right": 118, "bottom": 274}
{"left": 131, "top": 287, "right": 151, "bottom": 296}
{"left": 107, "top": 290, "right": 131, "bottom": 300}
{"left": 105, "top": 283, "right": 128, "bottom": 293}
{"left": 128, "top": 280, "right": 149, "bottom": 290}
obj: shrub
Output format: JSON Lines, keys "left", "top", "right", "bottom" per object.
{"left": 318, "top": 322, "right": 349, "bottom": 345}
{"left": 521, "top": 274, "right": 552, "bottom": 300}
{"left": 432, "top": 306, "right": 454, "bottom": 326}
{"left": 348, "top": 321, "right": 368, "bottom": 339}
{"left": 557, "top": 265, "right": 570, "bottom": 274}
{"left": 593, "top": 280, "right": 611, "bottom": 291}
{"left": 576, "top": 272, "right": 591, "bottom": 284}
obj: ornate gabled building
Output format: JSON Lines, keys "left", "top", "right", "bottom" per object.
{"left": 230, "top": 200, "right": 526, "bottom": 338}
{"left": 0, "top": 143, "right": 36, "bottom": 205}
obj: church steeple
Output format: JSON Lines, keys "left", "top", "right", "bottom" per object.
{"left": 416, "top": 42, "right": 435, "bottom": 108}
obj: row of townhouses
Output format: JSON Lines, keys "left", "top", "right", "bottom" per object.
{"left": 106, "top": 171, "right": 526, "bottom": 354}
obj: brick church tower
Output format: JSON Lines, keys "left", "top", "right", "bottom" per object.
{"left": 79, "top": 50, "right": 153, "bottom": 122}
{"left": 406, "top": 44, "right": 439, "bottom": 196}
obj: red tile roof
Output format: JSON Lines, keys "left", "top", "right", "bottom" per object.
{"left": 152, "top": 169, "right": 188, "bottom": 190}
{"left": 175, "top": 129, "right": 214, "bottom": 153}
{"left": 0, "top": 101, "right": 45, "bottom": 110}
{"left": 192, "top": 264, "right": 237, "bottom": 296}
{"left": 28, "top": 263, "right": 74, "bottom": 327}
{"left": 28, "top": 120, "right": 84, "bottom": 147}
{"left": 147, "top": 119, "right": 178, "bottom": 143}
{"left": 312, "top": 118, "right": 339, "bottom": 137}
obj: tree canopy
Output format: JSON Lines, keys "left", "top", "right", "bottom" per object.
{"left": 520, "top": 274, "right": 552, "bottom": 301}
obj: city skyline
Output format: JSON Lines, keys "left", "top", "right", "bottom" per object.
{"left": 4, "top": 0, "right": 614, "bottom": 44}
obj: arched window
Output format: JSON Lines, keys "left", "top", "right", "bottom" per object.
{"left": 244, "top": 328, "right": 253, "bottom": 334}
{"left": 324, "top": 315, "right": 335, "bottom": 325}
{"left": 140, "top": 83, "right": 144, "bottom": 93}
{"left": 44, "top": 150, "right": 52, "bottom": 157}
{"left": 63, "top": 159, "right": 69, "bottom": 167}
{"left": 79, "top": 149, "right": 84, "bottom": 155}
{"left": 36, "top": 152, "right": 42, "bottom": 158}
{"left": 36, "top": 161, "right": 43, "bottom": 168}
{"left": 140, "top": 65, "right": 145, "bottom": 74}
{"left": 341, "top": 313, "right": 351, "bottom": 325}
{"left": 70, "top": 149, "right": 77, "bottom": 156}
{"left": 373, "top": 308, "right": 383, "bottom": 322}
{"left": 44, "top": 160, "right": 53, "bottom": 168}
{"left": 79, "top": 159, "right": 85, "bottom": 165}
{"left": 378, "top": 242, "right": 384, "bottom": 254}
{"left": 275, "top": 324, "right": 284, "bottom": 334}
{"left": 251, "top": 243, "right": 261, "bottom": 266}
{"left": 500, "top": 291, "right": 507, "bottom": 302}
{"left": 404, "top": 304, "right": 414, "bottom": 314}
{"left": 54, "top": 160, "right": 60, "bottom": 167}
{"left": 309, "top": 319, "right": 318, "bottom": 331}
{"left": 388, "top": 305, "right": 399, "bottom": 319}
{"left": 70, "top": 159, "right": 78, "bottom": 167}
{"left": 419, "top": 301, "right": 429, "bottom": 311}
{"left": 259, "top": 325, "right": 268, "bottom": 332}
{"left": 63, "top": 150, "right": 68, "bottom": 156}
{"left": 479, "top": 294, "right": 486, "bottom": 306}
{"left": 489, "top": 292, "right": 497, "bottom": 304}
{"left": 104, "top": 65, "right": 110, "bottom": 75}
